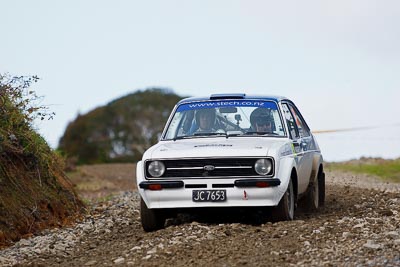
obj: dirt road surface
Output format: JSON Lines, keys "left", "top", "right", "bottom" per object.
{"left": 1, "top": 167, "right": 399, "bottom": 266}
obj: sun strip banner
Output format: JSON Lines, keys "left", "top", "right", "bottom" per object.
{"left": 177, "top": 100, "right": 278, "bottom": 112}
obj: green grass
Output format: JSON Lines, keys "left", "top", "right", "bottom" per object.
{"left": 327, "top": 159, "right": 400, "bottom": 183}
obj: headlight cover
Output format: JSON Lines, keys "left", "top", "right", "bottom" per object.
{"left": 254, "top": 159, "right": 273, "bottom": 175}
{"left": 147, "top": 161, "right": 165, "bottom": 177}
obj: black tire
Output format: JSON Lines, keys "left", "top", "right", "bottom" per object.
{"left": 140, "top": 198, "right": 166, "bottom": 232}
{"left": 304, "top": 173, "right": 319, "bottom": 212}
{"left": 318, "top": 170, "right": 325, "bottom": 207}
{"left": 272, "top": 178, "right": 295, "bottom": 221}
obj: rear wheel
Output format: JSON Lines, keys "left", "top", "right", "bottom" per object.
{"left": 140, "top": 198, "right": 166, "bottom": 232}
{"left": 272, "top": 178, "right": 295, "bottom": 221}
{"left": 318, "top": 169, "right": 325, "bottom": 207}
{"left": 304, "top": 174, "right": 319, "bottom": 212}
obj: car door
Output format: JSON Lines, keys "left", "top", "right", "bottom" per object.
{"left": 281, "top": 102, "right": 313, "bottom": 194}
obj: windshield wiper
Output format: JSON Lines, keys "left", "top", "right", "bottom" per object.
{"left": 225, "top": 132, "right": 242, "bottom": 137}
{"left": 173, "top": 135, "right": 196, "bottom": 141}
{"left": 173, "top": 132, "right": 227, "bottom": 141}
{"left": 244, "top": 131, "right": 279, "bottom": 136}
{"left": 192, "top": 132, "right": 227, "bottom": 137}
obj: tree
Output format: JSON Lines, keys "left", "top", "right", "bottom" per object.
{"left": 59, "top": 88, "right": 183, "bottom": 164}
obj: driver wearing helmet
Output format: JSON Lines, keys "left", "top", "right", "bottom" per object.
{"left": 250, "top": 108, "right": 274, "bottom": 133}
{"left": 194, "top": 108, "right": 217, "bottom": 133}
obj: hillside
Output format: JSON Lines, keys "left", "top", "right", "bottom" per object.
{"left": 59, "top": 88, "right": 183, "bottom": 164}
{"left": 0, "top": 75, "right": 84, "bottom": 247}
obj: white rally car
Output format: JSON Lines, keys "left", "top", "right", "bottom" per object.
{"left": 136, "top": 94, "right": 325, "bottom": 231}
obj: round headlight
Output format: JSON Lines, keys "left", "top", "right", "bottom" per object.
{"left": 148, "top": 161, "right": 165, "bottom": 177}
{"left": 254, "top": 159, "right": 272, "bottom": 175}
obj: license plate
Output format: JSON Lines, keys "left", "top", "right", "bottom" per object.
{"left": 192, "top": 190, "right": 227, "bottom": 202}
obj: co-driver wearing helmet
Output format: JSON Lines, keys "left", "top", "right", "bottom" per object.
{"left": 250, "top": 108, "right": 274, "bottom": 133}
{"left": 254, "top": 116, "right": 273, "bottom": 132}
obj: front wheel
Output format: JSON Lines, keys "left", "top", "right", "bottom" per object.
{"left": 272, "top": 178, "right": 295, "bottom": 221}
{"left": 140, "top": 198, "right": 166, "bottom": 232}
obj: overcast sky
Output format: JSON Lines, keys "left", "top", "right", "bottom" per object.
{"left": 1, "top": 1, "right": 400, "bottom": 160}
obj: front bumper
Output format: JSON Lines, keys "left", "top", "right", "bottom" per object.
{"left": 139, "top": 178, "right": 282, "bottom": 209}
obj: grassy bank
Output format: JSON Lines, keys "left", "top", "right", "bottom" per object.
{"left": 0, "top": 75, "right": 84, "bottom": 247}
{"left": 326, "top": 158, "right": 400, "bottom": 183}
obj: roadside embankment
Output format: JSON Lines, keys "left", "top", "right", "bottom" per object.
{"left": 0, "top": 75, "right": 84, "bottom": 247}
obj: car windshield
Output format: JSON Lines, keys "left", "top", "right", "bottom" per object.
{"left": 163, "top": 100, "right": 286, "bottom": 140}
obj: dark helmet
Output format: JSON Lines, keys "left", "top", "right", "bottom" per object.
{"left": 250, "top": 108, "right": 274, "bottom": 128}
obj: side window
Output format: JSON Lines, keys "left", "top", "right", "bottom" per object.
{"left": 282, "top": 104, "right": 299, "bottom": 139}
{"left": 288, "top": 104, "right": 311, "bottom": 137}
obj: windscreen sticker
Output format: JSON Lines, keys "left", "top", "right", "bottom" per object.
{"left": 177, "top": 100, "right": 278, "bottom": 112}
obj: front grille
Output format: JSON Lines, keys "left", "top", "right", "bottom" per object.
{"left": 145, "top": 157, "right": 274, "bottom": 179}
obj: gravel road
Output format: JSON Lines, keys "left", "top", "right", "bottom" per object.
{"left": 1, "top": 171, "right": 399, "bottom": 266}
